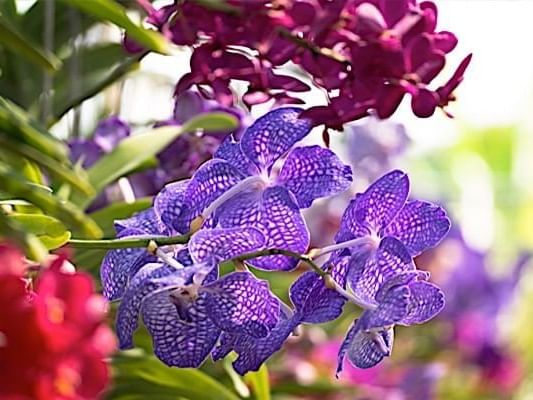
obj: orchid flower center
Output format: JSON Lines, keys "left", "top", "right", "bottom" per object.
{"left": 201, "top": 175, "right": 267, "bottom": 220}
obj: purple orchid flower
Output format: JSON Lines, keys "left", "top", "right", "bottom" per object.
{"left": 314, "top": 170, "right": 450, "bottom": 291}
{"left": 69, "top": 116, "right": 130, "bottom": 169}
{"left": 336, "top": 238, "right": 444, "bottom": 373}
{"left": 346, "top": 117, "right": 410, "bottom": 181}
{"left": 114, "top": 226, "right": 280, "bottom": 367}
{"left": 212, "top": 254, "right": 350, "bottom": 375}
{"left": 157, "top": 107, "right": 353, "bottom": 271}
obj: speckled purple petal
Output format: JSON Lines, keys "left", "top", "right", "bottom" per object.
{"left": 338, "top": 318, "right": 394, "bottom": 372}
{"left": 212, "top": 332, "right": 238, "bottom": 361}
{"left": 240, "top": 108, "right": 312, "bottom": 172}
{"left": 348, "top": 236, "right": 415, "bottom": 304}
{"left": 289, "top": 271, "right": 346, "bottom": 324}
{"left": 384, "top": 200, "right": 451, "bottom": 256}
{"left": 214, "top": 135, "right": 259, "bottom": 176}
{"left": 335, "top": 196, "right": 371, "bottom": 243}
{"left": 356, "top": 170, "right": 409, "bottom": 233}
{"left": 232, "top": 316, "right": 300, "bottom": 375}
{"left": 401, "top": 281, "right": 445, "bottom": 325}
{"left": 116, "top": 263, "right": 189, "bottom": 349}
{"left": 154, "top": 179, "right": 190, "bottom": 234}
{"left": 216, "top": 189, "right": 263, "bottom": 228}
{"left": 183, "top": 159, "right": 246, "bottom": 222}
{"left": 189, "top": 227, "right": 266, "bottom": 264}
{"left": 366, "top": 285, "right": 410, "bottom": 329}
{"left": 203, "top": 272, "right": 280, "bottom": 338}
{"left": 142, "top": 291, "right": 221, "bottom": 368}
{"left": 277, "top": 145, "right": 353, "bottom": 208}
{"left": 114, "top": 208, "right": 166, "bottom": 236}
{"left": 100, "top": 229, "right": 157, "bottom": 301}
{"left": 250, "top": 186, "right": 310, "bottom": 271}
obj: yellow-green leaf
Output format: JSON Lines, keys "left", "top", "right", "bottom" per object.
{"left": 8, "top": 213, "right": 71, "bottom": 249}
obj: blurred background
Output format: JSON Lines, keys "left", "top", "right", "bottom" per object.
{"left": 1, "top": 0, "right": 532, "bottom": 399}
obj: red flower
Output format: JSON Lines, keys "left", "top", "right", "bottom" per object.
{"left": 0, "top": 244, "right": 116, "bottom": 400}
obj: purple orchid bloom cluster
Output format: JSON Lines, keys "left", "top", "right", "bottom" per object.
{"left": 129, "top": 0, "right": 471, "bottom": 129}
{"left": 100, "top": 107, "right": 451, "bottom": 375}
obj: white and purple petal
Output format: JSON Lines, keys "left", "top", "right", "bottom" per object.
{"left": 365, "top": 285, "right": 410, "bottom": 329}
{"left": 100, "top": 230, "right": 157, "bottom": 301}
{"left": 214, "top": 135, "right": 259, "bottom": 176}
{"left": 141, "top": 291, "right": 221, "bottom": 368}
{"left": 356, "top": 170, "right": 409, "bottom": 233}
{"left": 154, "top": 179, "right": 190, "bottom": 234}
{"left": 250, "top": 186, "right": 310, "bottom": 271}
{"left": 240, "top": 107, "right": 312, "bottom": 172}
{"left": 115, "top": 263, "right": 189, "bottom": 349}
{"left": 114, "top": 208, "right": 166, "bottom": 236}
{"left": 338, "top": 318, "right": 394, "bottom": 372}
{"left": 401, "top": 281, "right": 445, "bottom": 325}
{"left": 347, "top": 237, "right": 415, "bottom": 304}
{"left": 384, "top": 200, "right": 451, "bottom": 256}
{"left": 277, "top": 145, "right": 353, "bottom": 208}
{"left": 203, "top": 272, "right": 280, "bottom": 338}
{"left": 188, "top": 227, "right": 266, "bottom": 264}
{"left": 232, "top": 316, "right": 300, "bottom": 375}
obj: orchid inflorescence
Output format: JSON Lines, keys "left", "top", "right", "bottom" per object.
{"left": 128, "top": 0, "right": 471, "bottom": 130}
{"left": 100, "top": 107, "right": 450, "bottom": 375}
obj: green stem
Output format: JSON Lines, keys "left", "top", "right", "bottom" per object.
{"left": 67, "top": 233, "right": 191, "bottom": 249}
{"left": 235, "top": 248, "right": 327, "bottom": 277}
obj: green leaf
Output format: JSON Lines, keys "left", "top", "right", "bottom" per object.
{"left": 8, "top": 213, "right": 71, "bottom": 249}
{"left": 0, "top": 212, "right": 48, "bottom": 261}
{"left": 59, "top": 0, "right": 170, "bottom": 54}
{"left": 244, "top": 365, "right": 271, "bottom": 400}
{"left": 0, "top": 96, "right": 69, "bottom": 162}
{"left": 110, "top": 353, "right": 241, "bottom": 400}
{"left": 89, "top": 197, "right": 152, "bottom": 237}
{"left": 21, "top": 2, "right": 96, "bottom": 54}
{"left": 0, "top": 136, "right": 94, "bottom": 196}
{"left": 0, "top": 162, "right": 102, "bottom": 238}
{"left": 48, "top": 43, "right": 142, "bottom": 121}
{"left": 0, "top": 15, "right": 61, "bottom": 72}
{"left": 78, "top": 112, "right": 238, "bottom": 209}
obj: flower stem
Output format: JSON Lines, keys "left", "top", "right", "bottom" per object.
{"left": 234, "top": 248, "right": 327, "bottom": 277}
{"left": 67, "top": 233, "right": 191, "bottom": 249}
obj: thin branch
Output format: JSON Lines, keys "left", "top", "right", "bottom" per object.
{"left": 67, "top": 232, "right": 191, "bottom": 249}
{"left": 234, "top": 248, "right": 326, "bottom": 277}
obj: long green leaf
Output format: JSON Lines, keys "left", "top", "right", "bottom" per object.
{"left": 0, "top": 15, "right": 61, "bottom": 72}
{"left": 8, "top": 213, "right": 71, "bottom": 250}
{"left": 111, "top": 354, "right": 241, "bottom": 400}
{"left": 60, "top": 0, "right": 170, "bottom": 54}
{"left": 0, "top": 136, "right": 94, "bottom": 196}
{"left": 0, "top": 163, "right": 102, "bottom": 238}
{"left": 0, "top": 212, "right": 48, "bottom": 261}
{"left": 244, "top": 365, "right": 271, "bottom": 400}
{"left": 79, "top": 112, "right": 238, "bottom": 209}
{"left": 50, "top": 44, "right": 143, "bottom": 121}
{"left": 0, "top": 96, "right": 69, "bottom": 162}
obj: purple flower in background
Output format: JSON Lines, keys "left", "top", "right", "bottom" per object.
{"left": 136, "top": 0, "right": 470, "bottom": 128}
{"left": 337, "top": 238, "right": 444, "bottom": 372}
{"left": 131, "top": 90, "right": 249, "bottom": 197}
{"left": 158, "top": 107, "right": 353, "bottom": 271}
{"left": 346, "top": 117, "right": 410, "bottom": 181}
{"left": 69, "top": 116, "right": 130, "bottom": 168}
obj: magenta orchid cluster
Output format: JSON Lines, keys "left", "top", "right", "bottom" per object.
{"left": 130, "top": 0, "right": 471, "bottom": 129}
{"left": 100, "top": 108, "right": 450, "bottom": 375}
